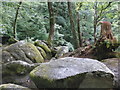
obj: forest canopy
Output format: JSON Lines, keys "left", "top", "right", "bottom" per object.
{"left": 0, "top": 1, "right": 119, "bottom": 50}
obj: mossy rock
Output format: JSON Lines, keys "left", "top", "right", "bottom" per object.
{"left": 37, "top": 47, "right": 47, "bottom": 59}
{"left": 21, "top": 42, "right": 44, "bottom": 63}
{"left": 34, "top": 40, "right": 52, "bottom": 60}
{"left": 2, "top": 60, "right": 40, "bottom": 75}
{"left": 2, "top": 51, "right": 15, "bottom": 63}
{"left": 3, "top": 41, "right": 44, "bottom": 63}
{"left": 0, "top": 83, "right": 31, "bottom": 90}
{"left": 34, "top": 40, "right": 51, "bottom": 53}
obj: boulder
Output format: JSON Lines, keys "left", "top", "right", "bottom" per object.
{"left": 34, "top": 40, "right": 52, "bottom": 60}
{"left": 0, "top": 83, "right": 31, "bottom": 90}
{"left": 2, "top": 41, "right": 44, "bottom": 63}
{"left": 2, "top": 74, "right": 37, "bottom": 89}
{"left": 2, "top": 60, "right": 40, "bottom": 75}
{"left": 102, "top": 58, "right": 120, "bottom": 88}
{"left": 2, "top": 60, "right": 39, "bottom": 88}
{"left": 37, "top": 47, "right": 47, "bottom": 60}
{"left": 30, "top": 57, "right": 114, "bottom": 88}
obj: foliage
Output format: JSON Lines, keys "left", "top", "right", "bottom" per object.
{"left": 1, "top": 1, "right": 119, "bottom": 50}
{"left": 53, "top": 24, "right": 74, "bottom": 51}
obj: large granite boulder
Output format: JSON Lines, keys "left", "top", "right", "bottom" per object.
{"left": 2, "top": 41, "right": 44, "bottom": 63}
{"left": 102, "top": 58, "right": 120, "bottom": 88}
{"left": 30, "top": 57, "right": 114, "bottom": 88}
{"left": 0, "top": 83, "right": 31, "bottom": 90}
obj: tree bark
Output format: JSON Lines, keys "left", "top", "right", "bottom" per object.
{"left": 93, "top": 2, "right": 97, "bottom": 43}
{"left": 47, "top": 2, "right": 55, "bottom": 46}
{"left": 77, "top": 11, "right": 82, "bottom": 47}
{"left": 68, "top": 2, "right": 79, "bottom": 49}
{"left": 13, "top": 1, "right": 22, "bottom": 39}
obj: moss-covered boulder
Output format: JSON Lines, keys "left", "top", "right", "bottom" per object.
{"left": 34, "top": 40, "right": 52, "bottom": 60}
{"left": 37, "top": 47, "right": 47, "bottom": 60}
{"left": 0, "top": 83, "right": 31, "bottom": 90}
{"left": 2, "top": 60, "right": 40, "bottom": 75}
{"left": 2, "top": 41, "right": 44, "bottom": 63}
{"left": 30, "top": 57, "right": 114, "bottom": 88}
{"left": 2, "top": 60, "right": 40, "bottom": 88}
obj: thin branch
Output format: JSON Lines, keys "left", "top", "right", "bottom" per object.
{"left": 96, "top": 2, "right": 112, "bottom": 22}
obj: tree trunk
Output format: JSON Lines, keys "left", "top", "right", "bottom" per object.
{"left": 94, "top": 20, "right": 97, "bottom": 43}
{"left": 47, "top": 2, "right": 55, "bottom": 46}
{"left": 77, "top": 11, "right": 82, "bottom": 47}
{"left": 13, "top": 1, "right": 22, "bottom": 39}
{"left": 68, "top": 2, "right": 79, "bottom": 49}
{"left": 93, "top": 2, "right": 98, "bottom": 43}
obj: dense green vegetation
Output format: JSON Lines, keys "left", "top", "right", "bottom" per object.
{"left": 0, "top": 1, "right": 119, "bottom": 50}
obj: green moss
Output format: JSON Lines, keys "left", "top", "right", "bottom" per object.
{"left": 34, "top": 41, "right": 51, "bottom": 53}
{"left": 16, "top": 66, "right": 26, "bottom": 74}
{"left": 37, "top": 47, "right": 47, "bottom": 59}
{"left": 25, "top": 43, "right": 44, "bottom": 63}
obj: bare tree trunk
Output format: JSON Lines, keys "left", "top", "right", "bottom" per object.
{"left": 47, "top": 2, "right": 55, "bottom": 46}
{"left": 68, "top": 2, "right": 79, "bottom": 49}
{"left": 94, "top": 2, "right": 97, "bottom": 43}
{"left": 77, "top": 11, "right": 82, "bottom": 47}
{"left": 13, "top": 1, "right": 22, "bottom": 39}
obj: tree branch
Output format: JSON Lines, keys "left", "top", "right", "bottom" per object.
{"left": 96, "top": 2, "right": 112, "bottom": 22}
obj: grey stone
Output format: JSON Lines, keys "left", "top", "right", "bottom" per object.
{"left": 30, "top": 57, "right": 114, "bottom": 88}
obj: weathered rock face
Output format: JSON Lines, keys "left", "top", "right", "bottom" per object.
{"left": 0, "top": 83, "right": 31, "bottom": 90}
{"left": 2, "top": 41, "right": 44, "bottom": 63}
{"left": 30, "top": 57, "right": 114, "bottom": 88}
{"left": 102, "top": 58, "right": 120, "bottom": 88}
